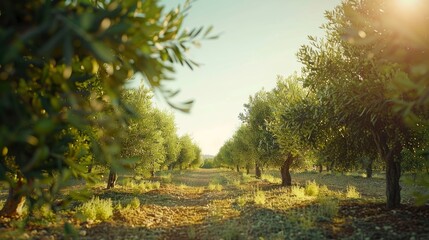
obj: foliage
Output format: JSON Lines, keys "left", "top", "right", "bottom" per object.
{"left": 129, "top": 197, "right": 140, "bottom": 209}
{"left": 207, "top": 183, "right": 223, "bottom": 191}
{"left": 253, "top": 189, "right": 266, "bottom": 205}
{"left": 304, "top": 181, "right": 320, "bottom": 197}
{"left": 345, "top": 185, "right": 361, "bottom": 199}
{"left": 76, "top": 197, "right": 113, "bottom": 222}
{"left": 0, "top": 0, "right": 212, "bottom": 216}
{"left": 290, "top": 185, "right": 306, "bottom": 198}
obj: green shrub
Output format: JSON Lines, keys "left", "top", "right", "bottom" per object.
{"left": 345, "top": 185, "right": 361, "bottom": 199}
{"left": 129, "top": 197, "right": 140, "bottom": 209}
{"left": 290, "top": 185, "right": 306, "bottom": 198}
{"left": 304, "top": 180, "right": 319, "bottom": 196}
{"left": 77, "top": 197, "right": 113, "bottom": 221}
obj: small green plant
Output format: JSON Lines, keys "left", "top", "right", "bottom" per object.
{"left": 179, "top": 183, "right": 188, "bottom": 189}
{"left": 208, "top": 183, "right": 223, "bottom": 191}
{"left": 76, "top": 197, "right": 113, "bottom": 222}
{"left": 160, "top": 173, "right": 172, "bottom": 183}
{"left": 231, "top": 179, "right": 241, "bottom": 187}
{"left": 129, "top": 197, "right": 140, "bottom": 208}
{"left": 254, "top": 189, "right": 266, "bottom": 205}
{"left": 317, "top": 197, "right": 339, "bottom": 219}
{"left": 241, "top": 173, "right": 252, "bottom": 183}
{"left": 304, "top": 180, "right": 319, "bottom": 196}
{"left": 262, "top": 174, "right": 281, "bottom": 184}
{"left": 291, "top": 185, "right": 306, "bottom": 198}
{"left": 235, "top": 195, "right": 248, "bottom": 207}
{"left": 345, "top": 185, "right": 361, "bottom": 199}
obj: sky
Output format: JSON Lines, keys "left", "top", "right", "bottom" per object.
{"left": 151, "top": 0, "right": 342, "bottom": 155}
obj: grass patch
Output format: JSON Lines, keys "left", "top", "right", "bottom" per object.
{"left": 345, "top": 185, "right": 361, "bottom": 199}
{"left": 76, "top": 197, "right": 113, "bottom": 222}
{"left": 253, "top": 189, "right": 266, "bottom": 205}
{"left": 208, "top": 183, "right": 223, "bottom": 191}
{"left": 291, "top": 185, "right": 306, "bottom": 198}
{"left": 262, "top": 174, "right": 281, "bottom": 184}
{"left": 304, "top": 180, "right": 319, "bottom": 196}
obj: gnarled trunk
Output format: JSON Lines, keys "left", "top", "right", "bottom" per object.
{"left": 280, "top": 154, "right": 293, "bottom": 186}
{"left": 106, "top": 169, "right": 117, "bottom": 189}
{"left": 0, "top": 178, "right": 26, "bottom": 217}
{"left": 255, "top": 164, "right": 261, "bottom": 179}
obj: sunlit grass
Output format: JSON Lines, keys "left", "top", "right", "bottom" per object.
{"left": 304, "top": 180, "right": 319, "bottom": 196}
{"left": 345, "top": 185, "right": 361, "bottom": 199}
{"left": 207, "top": 182, "right": 223, "bottom": 191}
{"left": 261, "top": 174, "right": 282, "bottom": 184}
{"left": 76, "top": 197, "right": 113, "bottom": 222}
{"left": 291, "top": 185, "right": 306, "bottom": 198}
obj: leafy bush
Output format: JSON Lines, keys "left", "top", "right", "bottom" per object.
{"left": 291, "top": 185, "right": 306, "bottom": 198}
{"left": 304, "top": 181, "right": 319, "bottom": 196}
{"left": 345, "top": 185, "right": 361, "bottom": 199}
{"left": 77, "top": 197, "right": 113, "bottom": 222}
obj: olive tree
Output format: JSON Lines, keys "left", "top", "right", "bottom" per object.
{"left": 0, "top": 0, "right": 214, "bottom": 217}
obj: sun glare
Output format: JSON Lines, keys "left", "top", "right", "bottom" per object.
{"left": 396, "top": 0, "right": 420, "bottom": 9}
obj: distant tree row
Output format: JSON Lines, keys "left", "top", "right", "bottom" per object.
{"left": 215, "top": 0, "right": 429, "bottom": 209}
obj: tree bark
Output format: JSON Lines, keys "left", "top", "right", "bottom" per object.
{"left": 255, "top": 164, "right": 261, "bottom": 179}
{"left": 236, "top": 165, "right": 240, "bottom": 173}
{"left": 106, "top": 169, "right": 117, "bottom": 189}
{"left": 246, "top": 167, "right": 250, "bottom": 175}
{"left": 87, "top": 164, "right": 93, "bottom": 174}
{"left": 372, "top": 130, "right": 402, "bottom": 209}
{"left": 280, "top": 154, "right": 293, "bottom": 186}
{"left": 150, "top": 169, "right": 155, "bottom": 178}
{"left": 366, "top": 158, "right": 373, "bottom": 179}
{"left": 318, "top": 164, "right": 323, "bottom": 173}
{"left": 0, "top": 178, "right": 26, "bottom": 217}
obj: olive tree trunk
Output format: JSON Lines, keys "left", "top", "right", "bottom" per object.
{"left": 372, "top": 130, "right": 402, "bottom": 209}
{"left": 0, "top": 178, "right": 26, "bottom": 217}
{"left": 255, "top": 164, "right": 261, "bottom": 179}
{"left": 280, "top": 154, "right": 294, "bottom": 186}
{"left": 106, "top": 169, "right": 118, "bottom": 189}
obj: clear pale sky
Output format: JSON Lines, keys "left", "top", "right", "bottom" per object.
{"left": 152, "top": 0, "right": 342, "bottom": 155}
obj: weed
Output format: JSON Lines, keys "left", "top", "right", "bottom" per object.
{"left": 179, "top": 183, "right": 188, "bottom": 189}
{"left": 241, "top": 173, "right": 253, "bottom": 183}
{"left": 317, "top": 197, "right": 339, "bottom": 219}
{"left": 345, "top": 185, "right": 361, "bottom": 199}
{"left": 208, "top": 183, "right": 223, "bottom": 191}
{"left": 76, "top": 197, "right": 113, "bottom": 222}
{"left": 187, "top": 226, "right": 197, "bottom": 239}
{"left": 231, "top": 179, "right": 242, "bottom": 187}
{"left": 262, "top": 174, "right": 281, "bottom": 184}
{"left": 160, "top": 173, "right": 172, "bottom": 183}
{"left": 253, "top": 189, "right": 266, "bottom": 205}
{"left": 235, "top": 195, "right": 248, "bottom": 207}
{"left": 291, "top": 185, "right": 306, "bottom": 198}
{"left": 129, "top": 197, "right": 140, "bottom": 208}
{"left": 304, "top": 180, "right": 319, "bottom": 196}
